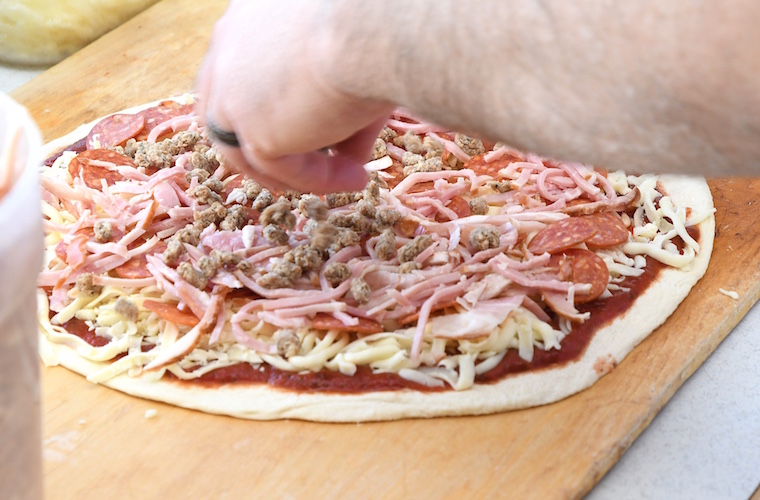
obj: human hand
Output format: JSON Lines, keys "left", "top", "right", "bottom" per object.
{"left": 195, "top": 0, "right": 393, "bottom": 193}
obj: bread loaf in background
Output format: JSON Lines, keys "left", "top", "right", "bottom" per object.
{"left": 0, "top": 0, "right": 160, "bottom": 65}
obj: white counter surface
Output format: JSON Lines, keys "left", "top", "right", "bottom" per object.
{"left": 3, "top": 63, "right": 759, "bottom": 500}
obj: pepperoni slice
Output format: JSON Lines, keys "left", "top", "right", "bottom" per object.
{"left": 527, "top": 216, "right": 598, "bottom": 255}
{"left": 394, "top": 218, "right": 420, "bottom": 238}
{"left": 87, "top": 113, "right": 145, "bottom": 149}
{"left": 584, "top": 212, "right": 629, "bottom": 248}
{"left": 44, "top": 138, "right": 87, "bottom": 167}
{"left": 463, "top": 153, "right": 520, "bottom": 178}
{"left": 143, "top": 300, "right": 199, "bottom": 327}
{"left": 68, "top": 149, "right": 133, "bottom": 190}
{"left": 550, "top": 248, "right": 609, "bottom": 303}
{"left": 135, "top": 100, "right": 195, "bottom": 141}
{"left": 398, "top": 300, "right": 460, "bottom": 325}
{"left": 446, "top": 195, "right": 471, "bottom": 219}
{"left": 311, "top": 313, "right": 383, "bottom": 334}
{"left": 382, "top": 160, "right": 405, "bottom": 189}
{"left": 113, "top": 241, "right": 167, "bottom": 279}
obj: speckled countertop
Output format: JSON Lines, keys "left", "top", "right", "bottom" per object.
{"left": 3, "top": 63, "right": 759, "bottom": 500}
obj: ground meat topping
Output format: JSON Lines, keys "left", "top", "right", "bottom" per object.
{"left": 189, "top": 151, "right": 214, "bottom": 173}
{"left": 252, "top": 189, "right": 275, "bottom": 211}
{"left": 323, "top": 262, "right": 350, "bottom": 287}
{"left": 371, "top": 138, "right": 388, "bottom": 160}
{"left": 379, "top": 127, "right": 397, "bottom": 142}
{"left": 397, "top": 234, "right": 433, "bottom": 263}
{"left": 198, "top": 255, "right": 219, "bottom": 278}
{"left": 93, "top": 221, "right": 113, "bottom": 243}
{"left": 350, "top": 278, "right": 371, "bottom": 304}
{"left": 375, "top": 229, "right": 396, "bottom": 260}
{"left": 403, "top": 156, "right": 443, "bottom": 176}
{"left": 133, "top": 141, "right": 174, "bottom": 170}
{"left": 423, "top": 136, "right": 444, "bottom": 158}
{"left": 257, "top": 273, "right": 293, "bottom": 289}
{"left": 76, "top": 273, "right": 102, "bottom": 297}
{"left": 398, "top": 261, "right": 420, "bottom": 273}
{"left": 275, "top": 330, "right": 301, "bottom": 358}
{"left": 178, "top": 262, "right": 209, "bottom": 290}
{"left": 487, "top": 180, "right": 511, "bottom": 193}
{"left": 242, "top": 179, "right": 262, "bottom": 201}
{"left": 185, "top": 167, "right": 210, "bottom": 183}
{"left": 210, "top": 249, "right": 241, "bottom": 268}
{"left": 270, "top": 259, "right": 302, "bottom": 281}
{"left": 162, "top": 238, "right": 186, "bottom": 266}
{"left": 285, "top": 244, "right": 324, "bottom": 271}
{"left": 114, "top": 296, "right": 139, "bottom": 322}
{"left": 299, "top": 196, "right": 328, "bottom": 221}
{"left": 194, "top": 202, "right": 227, "bottom": 230}
{"left": 192, "top": 184, "right": 223, "bottom": 205}
{"left": 311, "top": 222, "right": 338, "bottom": 251}
{"left": 220, "top": 205, "right": 248, "bottom": 231}
{"left": 393, "top": 131, "right": 424, "bottom": 154}
{"left": 174, "top": 225, "right": 201, "bottom": 246}
{"left": 202, "top": 177, "right": 224, "bottom": 194}
{"left": 235, "top": 259, "right": 254, "bottom": 276}
{"left": 402, "top": 152, "right": 424, "bottom": 167}
{"left": 331, "top": 228, "right": 360, "bottom": 252}
{"left": 454, "top": 133, "right": 485, "bottom": 157}
{"left": 260, "top": 202, "right": 296, "bottom": 230}
{"left": 469, "top": 197, "right": 489, "bottom": 215}
{"left": 363, "top": 173, "right": 385, "bottom": 203}
{"left": 262, "top": 224, "right": 289, "bottom": 246}
{"left": 469, "top": 226, "right": 500, "bottom": 251}
{"left": 349, "top": 201, "right": 373, "bottom": 220}
{"left": 326, "top": 192, "right": 359, "bottom": 209}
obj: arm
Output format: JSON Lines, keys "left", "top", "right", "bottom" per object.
{"left": 197, "top": 0, "right": 760, "bottom": 192}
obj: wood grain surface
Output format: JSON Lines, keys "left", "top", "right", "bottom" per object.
{"left": 13, "top": 0, "right": 760, "bottom": 498}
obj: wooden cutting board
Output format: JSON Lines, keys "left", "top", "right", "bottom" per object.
{"left": 12, "top": 1, "right": 760, "bottom": 498}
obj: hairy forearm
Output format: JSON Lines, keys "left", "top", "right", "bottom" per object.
{"left": 325, "top": 1, "right": 760, "bottom": 175}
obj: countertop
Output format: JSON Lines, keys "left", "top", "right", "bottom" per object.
{"left": 3, "top": 60, "right": 759, "bottom": 500}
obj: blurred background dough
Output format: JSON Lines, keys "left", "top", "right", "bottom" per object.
{"left": 0, "top": 0, "right": 161, "bottom": 66}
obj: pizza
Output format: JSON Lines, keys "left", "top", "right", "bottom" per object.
{"left": 37, "top": 95, "right": 715, "bottom": 422}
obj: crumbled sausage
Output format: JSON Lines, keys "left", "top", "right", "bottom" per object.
{"left": 174, "top": 225, "right": 201, "bottom": 246}
{"left": 469, "top": 226, "right": 500, "bottom": 251}
{"left": 469, "top": 197, "right": 489, "bottom": 215}
{"left": 194, "top": 202, "right": 228, "bottom": 230}
{"left": 330, "top": 228, "right": 360, "bottom": 252}
{"left": 93, "top": 220, "right": 113, "bottom": 243}
{"left": 189, "top": 151, "right": 214, "bottom": 173}
{"left": 454, "top": 133, "right": 485, "bottom": 157}
{"left": 275, "top": 330, "right": 301, "bottom": 358}
{"left": 202, "top": 177, "right": 224, "bottom": 194}
{"left": 375, "top": 208, "right": 402, "bottom": 227}
{"left": 350, "top": 278, "right": 371, "bottom": 304}
{"left": 114, "top": 296, "right": 139, "bottom": 322}
{"left": 260, "top": 202, "right": 296, "bottom": 230}
{"left": 220, "top": 205, "right": 248, "bottom": 231}
{"left": 370, "top": 138, "right": 388, "bottom": 160}
{"left": 393, "top": 131, "right": 424, "bottom": 154}
{"left": 198, "top": 255, "right": 219, "bottom": 278}
{"left": 262, "top": 224, "right": 289, "bottom": 246}
{"left": 397, "top": 234, "right": 433, "bottom": 263}
{"left": 423, "top": 136, "right": 444, "bottom": 158}
{"left": 210, "top": 249, "right": 241, "bottom": 268}
{"left": 323, "top": 262, "right": 351, "bottom": 286}
{"left": 299, "top": 196, "right": 328, "bottom": 221}
{"left": 133, "top": 141, "right": 174, "bottom": 170}
{"left": 252, "top": 189, "right": 275, "bottom": 211}
{"left": 178, "top": 262, "right": 209, "bottom": 290}
{"left": 355, "top": 199, "right": 376, "bottom": 219}
{"left": 402, "top": 152, "right": 424, "bottom": 167}
{"left": 236, "top": 259, "right": 253, "bottom": 276}
{"left": 375, "top": 229, "right": 396, "bottom": 260}
{"left": 185, "top": 168, "right": 210, "bottom": 183}
{"left": 487, "top": 180, "right": 511, "bottom": 193}
{"left": 162, "top": 238, "right": 187, "bottom": 266}
{"left": 192, "top": 184, "right": 223, "bottom": 205}
{"left": 242, "top": 179, "right": 262, "bottom": 201}
{"left": 76, "top": 273, "right": 102, "bottom": 297}
{"left": 271, "top": 259, "right": 302, "bottom": 280}
{"left": 403, "top": 157, "right": 443, "bottom": 177}
{"left": 170, "top": 131, "right": 202, "bottom": 154}
{"left": 362, "top": 173, "right": 385, "bottom": 204}
{"left": 311, "top": 222, "right": 338, "bottom": 250}
{"left": 326, "top": 192, "right": 359, "bottom": 209}
{"left": 328, "top": 212, "right": 368, "bottom": 233}
{"left": 285, "top": 245, "right": 324, "bottom": 271}
{"left": 257, "top": 273, "right": 293, "bottom": 289}
{"left": 378, "top": 127, "right": 397, "bottom": 142}
{"left": 398, "top": 261, "right": 420, "bottom": 273}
